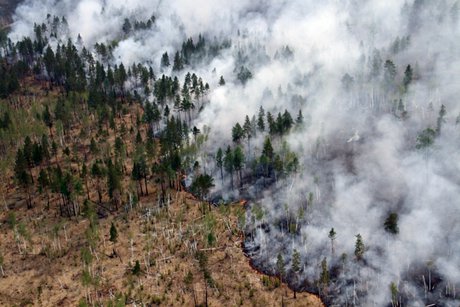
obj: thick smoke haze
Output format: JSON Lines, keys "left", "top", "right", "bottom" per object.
{"left": 9, "top": 0, "right": 460, "bottom": 305}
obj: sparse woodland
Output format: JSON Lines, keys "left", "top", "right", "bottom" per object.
{"left": 0, "top": 14, "right": 323, "bottom": 307}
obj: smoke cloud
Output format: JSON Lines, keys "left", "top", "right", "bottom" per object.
{"left": 9, "top": 0, "right": 460, "bottom": 305}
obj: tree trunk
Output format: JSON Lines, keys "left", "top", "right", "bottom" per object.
{"left": 97, "top": 188, "right": 102, "bottom": 204}
{"left": 85, "top": 178, "right": 90, "bottom": 200}
{"left": 230, "top": 172, "right": 233, "bottom": 190}
{"left": 26, "top": 186, "right": 32, "bottom": 209}
{"left": 204, "top": 278, "right": 208, "bottom": 307}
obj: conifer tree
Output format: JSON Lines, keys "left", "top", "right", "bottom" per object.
{"left": 172, "top": 51, "right": 183, "bottom": 71}
{"left": 161, "top": 52, "right": 170, "bottom": 68}
{"left": 14, "top": 148, "right": 33, "bottom": 209}
{"left": 257, "top": 106, "right": 265, "bottom": 132}
{"left": 436, "top": 104, "right": 446, "bottom": 136}
{"left": 403, "top": 64, "right": 413, "bottom": 90}
{"left": 384, "top": 213, "right": 399, "bottom": 235}
{"left": 224, "top": 146, "right": 234, "bottom": 190}
{"left": 319, "top": 257, "right": 329, "bottom": 292}
{"left": 109, "top": 222, "right": 118, "bottom": 243}
{"left": 355, "top": 234, "right": 365, "bottom": 260}
{"left": 291, "top": 249, "right": 301, "bottom": 298}
{"left": 215, "top": 147, "right": 223, "bottom": 184}
{"left": 233, "top": 146, "right": 245, "bottom": 187}
{"left": 132, "top": 260, "right": 141, "bottom": 276}
{"left": 276, "top": 253, "right": 285, "bottom": 283}
{"left": 328, "top": 228, "right": 337, "bottom": 255}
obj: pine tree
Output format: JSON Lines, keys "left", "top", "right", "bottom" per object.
{"left": 42, "top": 105, "right": 53, "bottom": 136}
{"left": 172, "top": 51, "right": 183, "bottom": 71}
{"left": 416, "top": 128, "right": 436, "bottom": 150}
{"left": 107, "top": 159, "right": 121, "bottom": 203}
{"left": 232, "top": 122, "right": 244, "bottom": 143}
{"left": 267, "top": 112, "right": 276, "bottom": 135}
{"left": 384, "top": 59, "right": 397, "bottom": 88}
{"left": 218, "top": 75, "right": 225, "bottom": 86}
{"left": 89, "top": 138, "right": 98, "bottom": 155}
{"left": 328, "top": 228, "right": 337, "bottom": 255}
{"left": 384, "top": 213, "right": 399, "bottom": 234}
{"left": 390, "top": 282, "right": 399, "bottom": 307}
{"left": 216, "top": 148, "right": 223, "bottom": 184}
{"left": 122, "top": 18, "right": 132, "bottom": 35}
{"left": 41, "top": 134, "right": 50, "bottom": 162}
{"left": 276, "top": 253, "right": 285, "bottom": 283}
{"left": 261, "top": 137, "right": 274, "bottom": 177}
{"left": 109, "top": 222, "right": 118, "bottom": 243}
{"left": 14, "top": 148, "right": 32, "bottom": 209}
{"left": 38, "top": 168, "right": 50, "bottom": 209}
{"left": 190, "top": 174, "right": 215, "bottom": 200}
{"left": 224, "top": 146, "right": 234, "bottom": 190}
{"left": 91, "top": 162, "right": 105, "bottom": 204}
{"left": 296, "top": 110, "right": 304, "bottom": 125}
{"left": 243, "top": 115, "right": 252, "bottom": 153}
{"left": 237, "top": 66, "right": 252, "bottom": 85}
{"left": 233, "top": 146, "right": 245, "bottom": 187}
{"left": 132, "top": 260, "right": 141, "bottom": 276}
{"left": 291, "top": 249, "right": 301, "bottom": 298}
{"left": 403, "top": 64, "right": 413, "bottom": 90}
{"left": 436, "top": 104, "right": 446, "bottom": 136}
{"left": 257, "top": 106, "right": 265, "bottom": 132}
{"left": 354, "top": 234, "right": 365, "bottom": 260}
{"left": 319, "top": 257, "right": 329, "bottom": 291}
{"left": 161, "top": 52, "right": 170, "bottom": 68}
{"left": 282, "top": 109, "right": 293, "bottom": 133}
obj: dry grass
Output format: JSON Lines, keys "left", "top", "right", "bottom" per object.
{"left": 0, "top": 191, "right": 323, "bottom": 306}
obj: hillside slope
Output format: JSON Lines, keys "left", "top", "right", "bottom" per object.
{"left": 0, "top": 80, "right": 323, "bottom": 306}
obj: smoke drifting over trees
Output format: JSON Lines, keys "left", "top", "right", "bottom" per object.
{"left": 7, "top": 0, "right": 460, "bottom": 305}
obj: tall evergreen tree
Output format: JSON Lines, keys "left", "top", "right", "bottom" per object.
{"left": 224, "top": 146, "right": 234, "bottom": 190}
{"left": 172, "top": 51, "right": 183, "bottom": 71}
{"left": 257, "top": 106, "right": 265, "bottom": 132}
{"left": 384, "top": 213, "right": 399, "bottom": 235}
{"left": 215, "top": 148, "right": 223, "bottom": 184}
{"left": 436, "top": 104, "right": 446, "bottom": 136}
{"left": 319, "top": 257, "right": 329, "bottom": 292}
{"left": 233, "top": 146, "right": 245, "bottom": 188}
{"left": 354, "top": 234, "right": 365, "bottom": 261}
{"left": 403, "top": 64, "right": 413, "bottom": 90}
{"left": 14, "top": 148, "right": 33, "bottom": 209}
{"left": 232, "top": 122, "right": 244, "bottom": 143}
{"left": 328, "top": 228, "right": 337, "bottom": 255}
{"left": 161, "top": 52, "right": 170, "bottom": 68}
{"left": 276, "top": 253, "right": 285, "bottom": 283}
{"left": 291, "top": 249, "right": 301, "bottom": 298}
{"left": 218, "top": 75, "right": 225, "bottom": 86}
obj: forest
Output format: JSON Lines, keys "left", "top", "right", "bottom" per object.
{"left": 1, "top": 0, "right": 460, "bottom": 306}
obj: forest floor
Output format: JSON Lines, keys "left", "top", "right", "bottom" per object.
{"left": 0, "top": 190, "right": 323, "bottom": 306}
